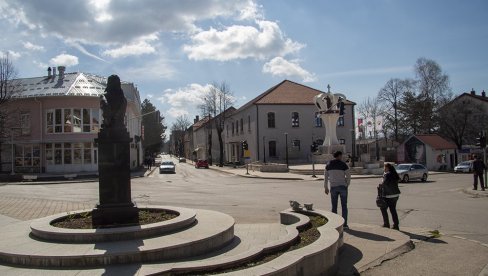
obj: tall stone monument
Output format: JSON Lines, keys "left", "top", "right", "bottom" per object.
{"left": 92, "top": 75, "right": 139, "bottom": 227}
{"left": 313, "top": 85, "right": 347, "bottom": 161}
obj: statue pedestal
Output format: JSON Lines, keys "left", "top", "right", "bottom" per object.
{"left": 313, "top": 145, "right": 347, "bottom": 164}
{"left": 92, "top": 127, "right": 138, "bottom": 227}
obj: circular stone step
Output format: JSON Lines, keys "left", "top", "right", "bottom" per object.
{"left": 30, "top": 206, "right": 196, "bottom": 243}
{"left": 0, "top": 208, "right": 235, "bottom": 268}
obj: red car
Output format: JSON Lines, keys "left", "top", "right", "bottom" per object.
{"left": 195, "top": 159, "right": 209, "bottom": 169}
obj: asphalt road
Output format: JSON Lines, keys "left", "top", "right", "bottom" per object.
{"left": 0, "top": 155, "right": 487, "bottom": 245}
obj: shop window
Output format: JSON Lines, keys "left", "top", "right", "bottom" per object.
{"left": 46, "top": 108, "right": 101, "bottom": 134}
{"left": 15, "top": 144, "right": 40, "bottom": 168}
{"left": 292, "top": 140, "right": 301, "bottom": 150}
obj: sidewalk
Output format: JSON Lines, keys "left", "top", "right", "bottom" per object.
{"left": 0, "top": 167, "right": 154, "bottom": 185}
{"left": 463, "top": 186, "right": 488, "bottom": 197}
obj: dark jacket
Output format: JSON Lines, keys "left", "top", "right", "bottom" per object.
{"left": 381, "top": 171, "right": 401, "bottom": 196}
{"left": 473, "top": 159, "right": 486, "bottom": 174}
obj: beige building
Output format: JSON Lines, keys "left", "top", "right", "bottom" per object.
{"left": 225, "top": 80, "right": 356, "bottom": 164}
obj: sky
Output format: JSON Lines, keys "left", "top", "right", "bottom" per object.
{"left": 1, "top": 0, "right": 487, "bottom": 127}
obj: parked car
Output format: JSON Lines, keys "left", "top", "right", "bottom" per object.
{"left": 159, "top": 161, "right": 176, "bottom": 174}
{"left": 454, "top": 161, "right": 473, "bottom": 173}
{"left": 178, "top": 157, "right": 186, "bottom": 163}
{"left": 395, "top": 163, "right": 428, "bottom": 182}
{"left": 195, "top": 159, "right": 209, "bottom": 169}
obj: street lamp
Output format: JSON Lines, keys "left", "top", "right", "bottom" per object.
{"left": 284, "top": 132, "right": 289, "bottom": 168}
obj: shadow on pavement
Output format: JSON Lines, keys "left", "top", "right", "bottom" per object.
{"left": 400, "top": 230, "right": 448, "bottom": 244}
{"left": 345, "top": 228, "right": 394, "bottom": 242}
{"left": 337, "top": 243, "right": 362, "bottom": 276}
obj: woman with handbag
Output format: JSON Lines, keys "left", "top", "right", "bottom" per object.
{"left": 379, "top": 163, "right": 401, "bottom": 230}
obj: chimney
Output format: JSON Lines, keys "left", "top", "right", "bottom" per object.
{"left": 194, "top": 115, "right": 200, "bottom": 124}
{"left": 470, "top": 88, "right": 475, "bottom": 95}
{"left": 52, "top": 67, "right": 56, "bottom": 78}
{"left": 47, "top": 67, "right": 52, "bottom": 78}
{"left": 57, "top": 66, "right": 66, "bottom": 79}
{"left": 482, "top": 90, "right": 486, "bottom": 97}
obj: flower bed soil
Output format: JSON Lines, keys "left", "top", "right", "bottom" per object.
{"left": 51, "top": 209, "right": 178, "bottom": 229}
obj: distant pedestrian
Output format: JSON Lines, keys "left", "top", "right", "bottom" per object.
{"left": 324, "top": 151, "right": 351, "bottom": 228}
{"left": 473, "top": 155, "right": 486, "bottom": 191}
{"left": 379, "top": 163, "right": 401, "bottom": 230}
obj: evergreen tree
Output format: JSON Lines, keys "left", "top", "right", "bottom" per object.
{"left": 141, "top": 99, "right": 166, "bottom": 155}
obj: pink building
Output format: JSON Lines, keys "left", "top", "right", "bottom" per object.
{"left": 0, "top": 66, "right": 143, "bottom": 174}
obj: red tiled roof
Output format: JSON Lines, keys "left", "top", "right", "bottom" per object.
{"left": 254, "top": 80, "right": 355, "bottom": 105}
{"left": 414, "top": 134, "right": 457, "bottom": 150}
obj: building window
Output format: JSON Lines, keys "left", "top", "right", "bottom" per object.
{"left": 292, "top": 140, "right": 301, "bottom": 150}
{"left": 267, "top": 112, "right": 275, "bottom": 128}
{"left": 240, "top": 118, "right": 244, "bottom": 133}
{"left": 226, "top": 124, "right": 229, "bottom": 137}
{"left": 292, "top": 112, "right": 299, "bottom": 127}
{"left": 269, "top": 141, "right": 277, "bottom": 157}
{"left": 339, "top": 139, "right": 346, "bottom": 145}
{"left": 314, "top": 112, "right": 323, "bottom": 127}
{"left": 15, "top": 144, "right": 40, "bottom": 167}
{"left": 20, "top": 112, "right": 31, "bottom": 135}
{"left": 337, "top": 116, "right": 345, "bottom": 126}
{"left": 46, "top": 142, "right": 97, "bottom": 165}
{"left": 46, "top": 108, "right": 100, "bottom": 134}
{"left": 236, "top": 120, "right": 239, "bottom": 135}
{"left": 248, "top": 115, "right": 251, "bottom": 132}
{"left": 232, "top": 122, "right": 235, "bottom": 136}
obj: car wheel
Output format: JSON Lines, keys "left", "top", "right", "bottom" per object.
{"left": 421, "top": 173, "right": 427, "bottom": 182}
{"left": 403, "top": 174, "right": 409, "bottom": 183}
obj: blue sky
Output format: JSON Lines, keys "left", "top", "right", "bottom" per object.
{"left": 1, "top": 0, "right": 487, "bottom": 127}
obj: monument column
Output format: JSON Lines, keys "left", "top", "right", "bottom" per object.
{"left": 92, "top": 75, "right": 139, "bottom": 227}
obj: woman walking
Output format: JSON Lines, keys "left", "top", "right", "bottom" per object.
{"left": 380, "top": 163, "right": 401, "bottom": 230}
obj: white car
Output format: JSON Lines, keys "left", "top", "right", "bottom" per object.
{"left": 159, "top": 161, "right": 176, "bottom": 174}
{"left": 454, "top": 161, "right": 473, "bottom": 173}
{"left": 396, "top": 163, "right": 428, "bottom": 183}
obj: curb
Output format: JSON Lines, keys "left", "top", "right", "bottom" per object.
{"left": 463, "top": 187, "right": 488, "bottom": 197}
{"left": 479, "top": 263, "right": 488, "bottom": 276}
{"left": 358, "top": 239, "right": 415, "bottom": 273}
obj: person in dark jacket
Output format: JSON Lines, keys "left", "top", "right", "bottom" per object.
{"left": 324, "top": 151, "right": 351, "bottom": 228}
{"left": 472, "top": 155, "right": 486, "bottom": 191}
{"left": 380, "top": 163, "right": 401, "bottom": 230}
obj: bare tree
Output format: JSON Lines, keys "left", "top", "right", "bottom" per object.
{"left": 170, "top": 115, "right": 191, "bottom": 156}
{"left": 414, "top": 57, "right": 452, "bottom": 133}
{"left": 438, "top": 99, "right": 488, "bottom": 150}
{"left": 0, "top": 54, "right": 19, "bottom": 170}
{"left": 200, "top": 82, "right": 234, "bottom": 167}
{"left": 357, "top": 96, "right": 381, "bottom": 160}
{"left": 377, "top": 78, "right": 415, "bottom": 142}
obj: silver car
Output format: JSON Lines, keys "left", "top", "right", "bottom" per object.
{"left": 159, "top": 161, "right": 176, "bottom": 174}
{"left": 396, "top": 163, "right": 428, "bottom": 183}
{"left": 454, "top": 161, "right": 473, "bottom": 173}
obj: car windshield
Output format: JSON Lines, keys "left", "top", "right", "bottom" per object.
{"left": 458, "top": 162, "right": 470, "bottom": 166}
{"left": 161, "top": 162, "right": 174, "bottom": 165}
{"left": 396, "top": 164, "right": 410, "bottom": 170}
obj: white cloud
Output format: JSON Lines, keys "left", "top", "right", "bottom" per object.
{"left": 167, "top": 107, "right": 189, "bottom": 118}
{"left": 2, "top": 0, "right": 258, "bottom": 45}
{"left": 65, "top": 40, "right": 105, "bottom": 62}
{"left": 146, "top": 94, "right": 154, "bottom": 99}
{"left": 116, "top": 55, "right": 176, "bottom": 81}
{"left": 33, "top": 60, "right": 48, "bottom": 69}
{"left": 323, "top": 66, "right": 412, "bottom": 78}
{"left": 103, "top": 41, "right": 156, "bottom": 58}
{"left": 263, "top": 57, "right": 316, "bottom": 82}
{"left": 50, "top": 53, "right": 79, "bottom": 66}
{"left": 23, "top": 41, "right": 44, "bottom": 51}
{"left": 5, "top": 50, "right": 22, "bottom": 60}
{"left": 183, "top": 20, "right": 304, "bottom": 61}
{"left": 159, "top": 83, "right": 212, "bottom": 118}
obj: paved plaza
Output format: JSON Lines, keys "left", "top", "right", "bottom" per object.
{"left": 0, "top": 156, "right": 487, "bottom": 275}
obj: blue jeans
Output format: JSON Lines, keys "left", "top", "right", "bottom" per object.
{"left": 330, "top": 185, "right": 348, "bottom": 225}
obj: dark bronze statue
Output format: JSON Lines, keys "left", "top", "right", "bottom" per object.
{"left": 100, "top": 75, "right": 127, "bottom": 129}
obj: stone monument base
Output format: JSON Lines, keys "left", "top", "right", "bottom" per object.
{"left": 92, "top": 203, "right": 139, "bottom": 227}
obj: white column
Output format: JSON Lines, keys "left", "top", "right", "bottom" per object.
{"left": 320, "top": 112, "right": 340, "bottom": 146}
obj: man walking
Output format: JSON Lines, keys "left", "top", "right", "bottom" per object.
{"left": 473, "top": 155, "right": 486, "bottom": 191}
{"left": 324, "top": 151, "right": 351, "bottom": 228}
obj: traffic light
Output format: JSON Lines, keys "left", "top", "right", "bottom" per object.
{"left": 242, "top": 141, "right": 248, "bottom": 151}
{"left": 476, "top": 132, "right": 487, "bottom": 149}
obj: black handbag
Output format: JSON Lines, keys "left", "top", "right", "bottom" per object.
{"left": 376, "top": 185, "right": 387, "bottom": 208}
